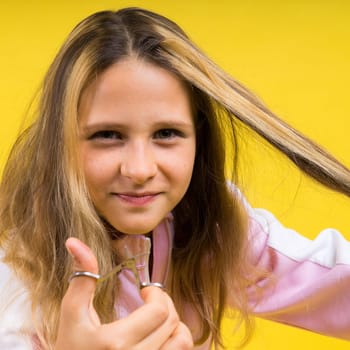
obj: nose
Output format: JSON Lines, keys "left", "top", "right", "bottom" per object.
{"left": 120, "top": 141, "right": 157, "bottom": 184}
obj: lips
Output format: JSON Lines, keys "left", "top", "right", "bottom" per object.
{"left": 112, "top": 192, "right": 161, "bottom": 206}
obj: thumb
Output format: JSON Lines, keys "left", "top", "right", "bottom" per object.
{"left": 64, "top": 238, "right": 99, "bottom": 317}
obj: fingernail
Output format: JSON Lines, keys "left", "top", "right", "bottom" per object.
{"left": 66, "top": 246, "right": 81, "bottom": 265}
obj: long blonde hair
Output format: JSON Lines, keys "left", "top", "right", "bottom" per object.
{"left": 1, "top": 7, "right": 349, "bottom": 349}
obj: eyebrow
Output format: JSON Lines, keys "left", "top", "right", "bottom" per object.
{"left": 81, "top": 120, "right": 194, "bottom": 133}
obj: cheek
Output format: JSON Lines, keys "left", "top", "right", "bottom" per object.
{"left": 82, "top": 150, "right": 113, "bottom": 191}
{"left": 180, "top": 156, "right": 195, "bottom": 180}
{"left": 183, "top": 144, "right": 196, "bottom": 174}
{"left": 166, "top": 147, "right": 195, "bottom": 189}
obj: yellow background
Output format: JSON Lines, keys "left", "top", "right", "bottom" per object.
{"left": 1, "top": 1, "right": 349, "bottom": 349}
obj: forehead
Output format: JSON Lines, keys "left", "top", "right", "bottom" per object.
{"left": 79, "top": 57, "right": 194, "bottom": 125}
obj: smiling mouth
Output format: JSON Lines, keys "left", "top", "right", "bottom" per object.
{"left": 113, "top": 193, "right": 160, "bottom": 205}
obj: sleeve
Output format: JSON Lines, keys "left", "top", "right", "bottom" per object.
{"left": 0, "top": 254, "right": 35, "bottom": 349}
{"left": 245, "top": 203, "right": 350, "bottom": 341}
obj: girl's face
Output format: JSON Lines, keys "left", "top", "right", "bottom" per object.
{"left": 79, "top": 58, "right": 196, "bottom": 234}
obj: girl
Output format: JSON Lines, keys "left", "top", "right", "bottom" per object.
{"left": 0, "top": 7, "right": 349, "bottom": 349}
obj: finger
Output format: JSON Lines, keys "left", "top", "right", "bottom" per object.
{"left": 66, "top": 237, "right": 98, "bottom": 272}
{"left": 62, "top": 238, "right": 99, "bottom": 321}
{"left": 135, "top": 289, "right": 182, "bottom": 348}
{"left": 99, "top": 286, "right": 177, "bottom": 346}
{"left": 159, "top": 322, "right": 194, "bottom": 350}
{"left": 140, "top": 284, "right": 166, "bottom": 302}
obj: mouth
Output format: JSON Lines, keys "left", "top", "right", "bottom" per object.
{"left": 112, "top": 192, "right": 161, "bottom": 205}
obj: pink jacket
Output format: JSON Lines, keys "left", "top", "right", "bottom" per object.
{"left": 0, "top": 200, "right": 349, "bottom": 348}
{"left": 113, "top": 204, "right": 350, "bottom": 349}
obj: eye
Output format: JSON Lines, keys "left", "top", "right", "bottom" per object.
{"left": 153, "top": 128, "right": 182, "bottom": 140}
{"left": 89, "top": 130, "right": 122, "bottom": 140}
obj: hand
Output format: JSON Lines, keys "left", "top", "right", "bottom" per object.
{"left": 55, "top": 238, "right": 193, "bottom": 349}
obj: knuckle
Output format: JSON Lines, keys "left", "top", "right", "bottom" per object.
{"left": 151, "top": 302, "right": 169, "bottom": 321}
{"left": 95, "top": 334, "right": 125, "bottom": 350}
{"left": 110, "top": 339, "right": 127, "bottom": 350}
{"left": 168, "top": 310, "right": 180, "bottom": 328}
{"left": 177, "top": 324, "right": 194, "bottom": 349}
{"left": 177, "top": 335, "right": 194, "bottom": 349}
{"left": 96, "top": 326, "right": 130, "bottom": 350}
{"left": 185, "top": 335, "right": 194, "bottom": 349}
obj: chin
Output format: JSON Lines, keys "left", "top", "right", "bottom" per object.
{"left": 112, "top": 222, "right": 159, "bottom": 235}
{"left": 119, "top": 228, "right": 151, "bottom": 235}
